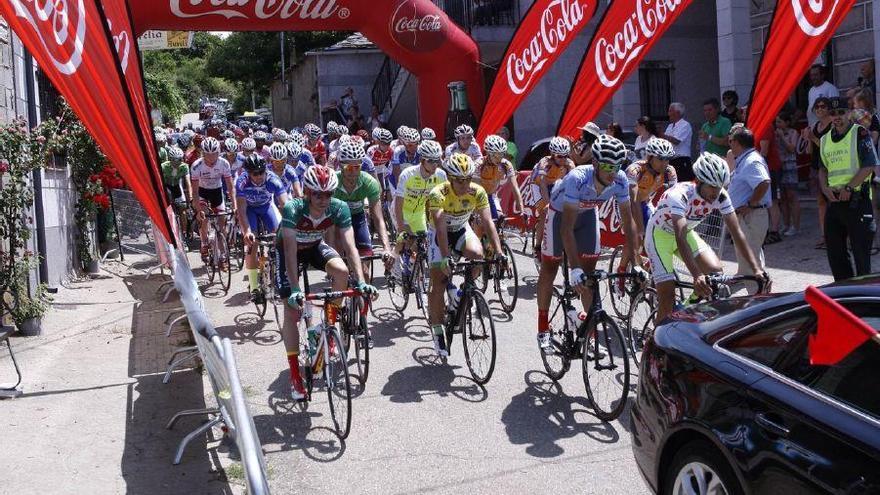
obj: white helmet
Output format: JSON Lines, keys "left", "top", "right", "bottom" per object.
{"left": 326, "top": 121, "right": 339, "bottom": 134}
{"left": 417, "top": 140, "right": 443, "bottom": 160}
{"left": 289, "top": 131, "right": 306, "bottom": 147}
{"left": 168, "top": 146, "right": 185, "bottom": 161}
{"left": 454, "top": 124, "right": 474, "bottom": 139}
{"left": 374, "top": 127, "right": 393, "bottom": 144}
{"left": 400, "top": 127, "right": 421, "bottom": 144}
{"left": 336, "top": 124, "right": 349, "bottom": 136}
{"left": 692, "top": 152, "right": 730, "bottom": 187}
{"left": 201, "top": 137, "right": 221, "bottom": 154}
{"left": 286, "top": 142, "right": 303, "bottom": 160}
{"left": 590, "top": 134, "right": 628, "bottom": 166}
{"left": 273, "top": 129, "right": 289, "bottom": 142}
{"left": 483, "top": 134, "right": 507, "bottom": 154}
{"left": 155, "top": 131, "right": 167, "bottom": 144}
{"left": 339, "top": 140, "right": 366, "bottom": 162}
{"left": 548, "top": 136, "right": 571, "bottom": 155}
{"left": 304, "top": 123, "right": 322, "bottom": 139}
{"left": 421, "top": 127, "right": 436, "bottom": 141}
{"left": 302, "top": 165, "right": 339, "bottom": 192}
{"left": 269, "top": 142, "right": 288, "bottom": 161}
{"left": 396, "top": 125, "right": 408, "bottom": 139}
{"left": 644, "top": 137, "right": 675, "bottom": 159}
{"left": 253, "top": 130, "right": 267, "bottom": 141}
{"left": 223, "top": 138, "right": 239, "bottom": 153}
{"left": 241, "top": 137, "right": 257, "bottom": 151}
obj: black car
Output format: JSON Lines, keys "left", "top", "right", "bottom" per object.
{"left": 631, "top": 277, "right": 880, "bottom": 494}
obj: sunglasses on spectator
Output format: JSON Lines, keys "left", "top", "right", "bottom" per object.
{"left": 814, "top": 104, "right": 828, "bottom": 109}
{"left": 830, "top": 109, "right": 848, "bottom": 116}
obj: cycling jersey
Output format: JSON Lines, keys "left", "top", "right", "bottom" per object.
{"left": 445, "top": 142, "right": 483, "bottom": 162}
{"left": 269, "top": 163, "right": 298, "bottom": 194}
{"left": 533, "top": 156, "right": 574, "bottom": 190}
{"left": 334, "top": 171, "right": 380, "bottom": 216}
{"left": 395, "top": 165, "right": 447, "bottom": 232}
{"left": 235, "top": 170, "right": 286, "bottom": 207}
{"left": 475, "top": 156, "right": 515, "bottom": 194}
{"left": 549, "top": 165, "right": 630, "bottom": 212}
{"left": 184, "top": 148, "right": 200, "bottom": 166}
{"left": 427, "top": 181, "right": 489, "bottom": 232}
{"left": 650, "top": 181, "right": 734, "bottom": 233}
{"left": 191, "top": 157, "right": 232, "bottom": 190}
{"left": 297, "top": 149, "right": 316, "bottom": 167}
{"left": 280, "top": 197, "right": 352, "bottom": 247}
{"left": 390, "top": 147, "right": 420, "bottom": 172}
{"left": 367, "top": 144, "right": 394, "bottom": 176}
{"left": 306, "top": 140, "right": 327, "bottom": 164}
{"left": 625, "top": 160, "right": 677, "bottom": 204}
{"left": 226, "top": 154, "right": 245, "bottom": 177}
{"left": 161, "top": 161, "right": 190, "bottom": 187}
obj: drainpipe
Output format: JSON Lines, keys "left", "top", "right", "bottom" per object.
{"left": 23, "top": 52, "right": 50, "bottom": 288}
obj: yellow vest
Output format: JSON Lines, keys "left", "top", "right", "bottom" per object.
{"left": 820, "top": 124, "right": 864, "bottom": 188}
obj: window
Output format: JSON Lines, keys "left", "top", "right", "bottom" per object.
{"left": 639, "top": 62, "right": 673, "bottom": 122}
{"left": 721, "top": 314, "right": 812, "bottom": 368}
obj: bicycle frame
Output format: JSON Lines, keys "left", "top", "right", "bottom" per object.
{"left": 444, "top": 259, "right": 494, "bottom": 350}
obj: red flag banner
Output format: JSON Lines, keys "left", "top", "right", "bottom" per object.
{"left": 805, "top": 286, "right": 879, "bottom": 366}
{"left": 476, "top": 0, "right": 598, "bottom": 144}
{"left": 747, "top": 0, "right": 856, "bottom": 139}
{"left": 556, "top": 0, "right": 694, "bottom": 137}
{"left": 2, "top": 0, "right": 173, "bottom": 243}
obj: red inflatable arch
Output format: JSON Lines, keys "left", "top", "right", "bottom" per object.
{"left": 129, "top": 1, "right": 484, "bottom": 139}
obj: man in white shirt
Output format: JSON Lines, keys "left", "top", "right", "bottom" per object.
{"left": 807, "top": 64, "right": 839, "bottom": 128}
{"left": 663, "top": 102, "right": 694, "bottom": 180}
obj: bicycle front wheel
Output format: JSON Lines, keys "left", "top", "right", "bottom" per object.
{"left": 582, "top": 313, "right": 630, "bottom": 422}
{"left": 541, "top": 293, "right": 572, "bottom": 381}
{"left": 412, "top": 255, "right": 429, "bottom": 321}
{"left": 348, "top": 296, "right": 370, "bottom": 385}
{"left": 218, "top": 232, "right": 231, "bottom": 293}
{"left": 386, "top": 258, "right": 409, "bottom": 313}
{"left": 325, "top": 327, "right": 352, "bottom": 439}
{"left": 495, "top": 243, "right": 519, "bottom": 312}
{"left": 461, "top": 291, "right": 497, "bottom": 385}
{"left": 255, "top": 261, "right": 269, "bottom": 318}
{"left": 268, "top": 258, "right": 282, "bottom": 329}
{"left": 626, "top": 288, "right": 656, "bottom": 366}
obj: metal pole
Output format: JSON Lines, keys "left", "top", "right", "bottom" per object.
{"left": 22, "top": 53, "right": 50, "bottom": 288}
{"left": 280, "top": 32, "right": 286, "bottom": 87}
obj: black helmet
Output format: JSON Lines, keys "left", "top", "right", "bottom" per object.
{"left": 243, "top": 155, "right": 267, "bottom": 174}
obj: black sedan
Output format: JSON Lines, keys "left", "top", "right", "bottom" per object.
{"left": 630, "top": 277, "right": 880, "bottom": 494}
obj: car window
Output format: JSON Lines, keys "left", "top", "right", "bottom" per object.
{"left": 720, "top": 314, "right": 812, "bottom": 368}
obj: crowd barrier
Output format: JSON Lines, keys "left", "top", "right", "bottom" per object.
{"left": 104, "top": 189, "right": 164, "bottom": 277}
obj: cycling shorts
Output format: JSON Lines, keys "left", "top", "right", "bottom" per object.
{"left": 427, "top": 226, "right": 478, "bottom": 266}
{"left": 351, "top": 212, "right": 373, "bottom": 255}
{"left": 645, "top": 222, "right": 711, "bottom": 284}
{"left": 198, "top": 187, "right": 225, "bottom": 211}
{"left": 487, "top": 193, "right": 503, "bottom": 220}
{"left": 275, "top": 240, "right": 341, "bottom": 298}
{"left": 246, "top": 202, "right": 281, "bottom": 233}
{"left": 542, "top": 208, "right": 600, "bottom": 261}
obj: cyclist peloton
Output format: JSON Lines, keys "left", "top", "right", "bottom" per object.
{"left": 276, "top": 165, "right": 377, "bottom": 400}
{"left": 536, "top": 135, "right": 642, "bottom": 352}
{"left": 367, "top": 128, "right": 395, "bottom": 197}
{"left": 191, "top": 136, "right": 236, "bottom": 266}
{"left": 390, "top": 127, "right": 422, "bottom": 189}
{"left": 530, "top": 137, "right": 576, "bottom": 254}
{"left": 303, "top": 123, "right": 328, "bottom": 165}
{"left": 426, "top": 153, "right": 505, "bottom": 357}
{"left": 161, "top": 146, "right": 193, "bottom": 236}
{"left": 445, "top": 125, "right": 483, "bottom": 162}
{"left": 267, "top": 142, "right": 298, "bottom": 195}
{"left": 646, "top": 152, "right": 769, "bottom": 324}
{"left": 234, "top": 155, "right": 289, "bottom": 303}
{"left": 223, "top": 138, "right": 244, "bottom": 179}
{"left": 475, "top": 134, "right": 524, "bottom": 222}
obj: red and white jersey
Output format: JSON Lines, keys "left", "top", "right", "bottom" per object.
{"left": 651, "top": 182, "right": 734, "bottom": 233}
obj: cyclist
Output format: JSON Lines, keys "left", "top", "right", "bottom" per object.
{"left": 327, "top": 135, "right": 378, "bottom": 177}
{"left": 616, "top": 137, "right": 678, "bottom": 286}
{"left": 223, "top": 138, "right": 244, "bottom": 178}
{"left": 530, "top": 137, "right": 575, "bottom": 254}
{"left": 536, "top": 135, "right": 642, "bottom": 352}
{"left": 426, "top": 153, "right": 504, "bottom": 357}
{"left": 390, "top": 127, "right": 421, "bottom": 189}
{"left": 289, "top": 131, "right": 316, "bottom": 167}
{"left": 240, "top": 137, "right": 257, "bottom": 162}
{"left": 235, "top": 155, "right": 289, "bottom": 303}
{"left": 421, "top": 127, "right": 436, "bottom": 141}
{"left": 253, "top": 131, "right": 270, "bottom": 160}
{"left": 475, "top": 134, "right": 523, "bottom": 221}
{"left": 156, "top": 131, "right": 170, "bottom": 163}
{"left": 328, "top": 124, "right": 349, "bottom": 155}
{"left": 646, "top": 152, "right": 768, "bottom": 324}
{"left": 191, "top": 137, "right": 236, "bottom": 266}
{"left": 267, "top": 142, "right": 298, "bottom": 196}
{"left": 161, "top": 146, "right": 192, "bottom": 237}
{"left": 445, "top": 124, "right": 483, "bottom": 162}
{"left": 303, "top": 123, "right": 327, "bottom": 165}
{"left": 392, "top": 140, "right": 447, "bottom": 269}
{"left": 185, "top": 134, "right": 203, "bottom": 166}
{"left": 367, "top": 128, "right": 395, "bottom": 195}
{"left": 276, "top": 165, "right": 377, "bottom": 400}
{"left": 390, "top": 125, "right": 409, "bottom": 150}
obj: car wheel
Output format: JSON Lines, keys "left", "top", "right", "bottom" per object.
{"left": 663, "top": 440, "right": 742, "bottom": 495}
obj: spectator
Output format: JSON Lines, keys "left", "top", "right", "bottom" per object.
{"left": 847, "top": 61, "right": 876, "bottom": 101}
{"left": 721, "top": 90, "right": 743, "bottom": 123}
{"left": 347, "top": 105, "right": 366, "bottom": 133}
{"left": 818, "top": 96, "right": 877, "bottom": 281}
{"left": 775, "top": 112, "right": 800, "bottom": 236}
{"left": 321, "top": 99, "right": 346, "bottom": 127}
{"left": 633, "top": 116, "right": 658, "bottom": 160}
{"left": 663, "top": 102, "right": 694, "bottom": 180}
{"left": 758, "top": 128, "right": 784, "bottom": 245}
{"left": 727, "top": 125, "right": 771, "bottom": 279}
{"left": 368, "top": 104, "right": 387, "bottom": 131}
{"left": 807, "top": 64, "right": 839, "bottom": 128}
{"left": 339, "top": 87, "right": 357, "bottom": 120}
{"left": 802, "top": 96, "right": 833, "bottom": 248}
{"left": 498, "top": 126, "right": 518, "bottom": 167}
{"left": 850, "top": 89, "right": 880, "bottom": 252}
{"left": 572, "top": 121, "right": 601, "bottom": 165}
{"left": 699, "top": 97, "right": 732, "bottom": 157}
{"left": 606, "top": 122, "right": 624, "bottom": 140}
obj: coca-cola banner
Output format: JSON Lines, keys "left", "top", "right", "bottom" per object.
{"left": 747, "top": 0, "right": 855, "bottom": 139}
{"left": 556, "top": 0, "right": 694, "bottom": 137}
{"left": 0, "top": 0, "right": 174, "bottom": 242}
{"left": 477, "top": 0, "right": 598, "bottom": 143}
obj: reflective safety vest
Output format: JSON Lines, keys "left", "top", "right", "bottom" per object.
{"left": 820, "top": 124, "right": 864, "bottom": 188}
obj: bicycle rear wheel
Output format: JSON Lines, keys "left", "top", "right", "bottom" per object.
{"left": 207, "top": 240, "right": 218, "bottom": 285}
{"left": 582, "top": 313, "right": 630, "bottom": 421}
{"left": 461, "top": 291, "right": 497, "bottom": 385}
{"left": 218, "top": 232, "right": 232, "bottom": 293}
{"left": 268, "top": 257, "right": 282, "bottom": 329}
{"left": 495, "top": 243, "right": 519, "bottom": 312}
{"left": 255, "top": 258, "right": 269, "bottom": 318}
{"left": 626, "top": 288, "right": 656, "bottom": 366}
{"left": 541, "top": 294, "right": 572, "bottom": 381}
{"left": 386, "top": 257, "right": 410, "bottom": 313}
{"left": 412, "top": 255, "right": 429, "bottom": 321}
{"left": 347, "top": 296, "right": 370, "bottom": 385}
{"left": 325, "top": 327, "right": 352, "bottom": 439}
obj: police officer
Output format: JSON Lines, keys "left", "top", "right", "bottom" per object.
{"left": 818, "top": 96, "right": 878, "bottom": 281}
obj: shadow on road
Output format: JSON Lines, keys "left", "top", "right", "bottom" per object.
{"left": 214, "top": 312, "right": 281, "bottom": 347}
{"left": 380, "top": 346, "right": 488, "bottom": 403}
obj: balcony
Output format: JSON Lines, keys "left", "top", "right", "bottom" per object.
{"left": 433, "top": 0, "right": 520, "bottom": 33}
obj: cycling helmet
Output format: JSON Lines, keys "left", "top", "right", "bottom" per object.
{"left": 183, "top": 129, "right": 195, "bottom": 138}
{"left": 483, "top": 134, "right": 507, "bottom": 154}
{"left": 590, "top": 134, "right": 628, "bottom": 166}
{"left": 396, "top": 125, "right": 408, "bottom": 139}
{"left": 336, "top": 124, "right": 349, "bottom": 136}
{"left": 273, "top": 129, "right": 289, "bottom": 142}
{"left": 302, "top": 165, "right": 339, "bottom": 192}
{"left": 418, "top": 140, "right": 443, "bottom": 160}
{"left": 350, "top": 135, "right": 365, "bottom": 147}
{"left": 289, "top": 131, "right": 306, "bottom": 147}
{"left": 223, "top": 138, "right": 239, "bottom": 153}
{"left": 201, "top": 137, "right": 221, "bottom": 154}
{"left": 454, "top": 124, "right": 474, "bottom": 139}
{"left": 400, "top": 127, "right": 421, "bottom": 144}
{"left": 168, "top": 146, "right": 185, "bottom": 161}
{"left": 155, "top": 132, "right": 167, "bottom": 144}
{"left": 692, "top": 152, "right": 730, "bottom": 187}
{"left": 258, "top": 124, "right": 269, "bottom": 132}
{"left": 444, "top": 153, "right": 476, "bottom": 178}
{"left": 269, "top": 142, "right": 288, "bottom": 161}
{"left": 548, "top": 136, "right": 571, "bottom": 155}
{"left": 241, "top": 137, "right": 257, "bottom": 151}
{"left": 222, "top": 130, "right": 235, "bottom": 139}
{"left": 374, "top": 128, "right": 393, "bottom": 144}
{"left": 178, "top": 134, "right": 192, "bottom": 148}
{"left": 421, "top": 127, "right": 436, "bottom": 141}
{"left": 287, "top": 142, "right": 303, "bottom": 160}
{"left": 304, "top": 123, "right": 322, "bottom": 139}
{"left": 265, "top": 133, "right": 274, "bottom": 144}
{"left": 243, "top": 155, "right": 267, "bottom": 174}
{"left": 326, "top": 121, "right": 339, "bottom": 134}
{"left": 253, "top": 130, "right": 267, "bottom": 141}
{"left": 339, "top": 140, "right": 366, "bottom": 162}
{"left": 644, "top": 137, "right": 675, "bottom": 159}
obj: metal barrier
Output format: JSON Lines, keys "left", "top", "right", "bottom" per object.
{"left": 104, "top": 189, "right": 163, "bottom": 276}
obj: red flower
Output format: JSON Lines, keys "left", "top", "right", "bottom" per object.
{"left": 0, "top": 160, "right": 8, "bottom": 174}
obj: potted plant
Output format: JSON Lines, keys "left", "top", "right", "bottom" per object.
{"left": 11, "top": 282, "right": 51, "bottom": 336}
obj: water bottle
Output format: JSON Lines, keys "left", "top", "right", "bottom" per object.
{"left": 306, "top": 325, "right": 319, "bottom": 358}
{"left": 447, "top": 283, "right": 460, "bottom": 312}
{"left": 566, "top": 309, "right": 586, "bottom": 332}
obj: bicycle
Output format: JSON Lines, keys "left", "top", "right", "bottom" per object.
{"left": 339, "top": 276, "right": 375, "bottom": 386}
{"left": 540, "top": 256, "right": 639, "bottom": 421}
{"left": 476, "top": 216, "right": 519, "bottom": 312}
{"left": 249, "top": 233, "right": 281, "bottom": 324}
{"left": 202, "top": 211, "right": 233, "bottom": 293}
{"left": 297, "top": 288, "right": 357, "bottom": 439}
{"left": 227, "top": 219, "right": 245, "bottom": 273}
{"left": 625, "top": 273, "right": 768, "bottom": 366}
{"left": 387, "top": 232, "right": 430, "bottom": 320}
{"left": 441, "top": 258, "right": 499, "bottom": 385}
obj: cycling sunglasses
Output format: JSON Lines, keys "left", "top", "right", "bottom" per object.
{"left": 597, "top": 162, "right": 621, "bottom": 173}
{"left": 342, "top": 162, "right": 362, "bottom": 172}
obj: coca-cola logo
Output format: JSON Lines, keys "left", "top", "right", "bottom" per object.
{"left": 170, "top": 0, "right": 342, "bottom": 20}
{"left": 389, "top": 0, "right": 446, "bottom": 52}
{"left": 791, "top": 0, "right": 839, "bottom": 37}
{"left": 11, "top": 0, "right": 87, "bottom": 75}
{"left": 106, "top": 18, "right": 130, "bottom": 75}
{"left": 598, "top": 197, "right": 621, "bottom": 233}
{"left": 506, "top": 0, "right": 588, "bottom": 95}
{"left": 595, "top": 0, "right": 684, "bottom": 88}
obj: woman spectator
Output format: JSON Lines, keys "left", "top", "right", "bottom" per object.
{"left": 775, "top": 112, "right": 800, "bottom": 236}
{"left": 606, "top": 122, "right": 625, "bottom": 140}
{"left": 801, "top": 96, "right": 833, "bottom": 249}
{"left": 633, "top": 116, "right": 658, "bottom": 159}
{"left": 368, "top": 105, "right": 386, "bottom": 132}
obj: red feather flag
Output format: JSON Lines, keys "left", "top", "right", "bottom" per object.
{"left": 805, "top": 286, "right": 879, "bottom": 366}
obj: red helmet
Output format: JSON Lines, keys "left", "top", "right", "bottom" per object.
{"left": 302, "top": 165, "right": 339, "bottom": 192}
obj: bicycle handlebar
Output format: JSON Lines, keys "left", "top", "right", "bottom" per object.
{"left": 204, "top": 211, "right": 235, "bottom": 218}
{"left": 305, "top": 289, "right": 362, "bottom": 301}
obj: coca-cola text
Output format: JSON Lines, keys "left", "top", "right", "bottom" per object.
{"left": 170, "top": 0, "right": 341, "bottom": 20}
